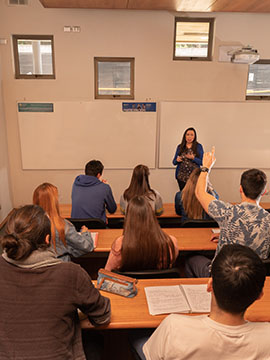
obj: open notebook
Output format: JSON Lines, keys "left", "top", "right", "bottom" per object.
{"left": 144, "top": 284, "right": 211, "bottom": 316}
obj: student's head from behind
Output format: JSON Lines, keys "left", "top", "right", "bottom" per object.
{"left": 85, "top": 160, "right": 104, "bottom": 177}
{"left": 124, "top": 164, "right": 153, "bottom": 201}
{"left": 125, "top": 195, "right": 157, "bottom": 229}
{"left": 182, "top": 168, "right": 204, "bottom": 219}
{"left": 121, "top": 195, "right": 175, "bottom": 270}
{"left": 210, "top": 244, "right": 266, "bottom": 314}
{"left": 240, "top": 169, "right": 267, "bottom": 200}
{"left": 0, "top": 205, "right": 51, "bottom": 261}
{"left": 33, "top": 182, "right": 59, "bottom": 216}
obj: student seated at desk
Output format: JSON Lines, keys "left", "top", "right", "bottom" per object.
{"left": 0, "top": 205, "right": 110, "bottom": 360}
{"left": 71, "top": 160, "right": 117, "bottom": 223}
{"left": 133, "top": 244, "right": 270, "bottom": 360}
{"left": 120, "top": 164, "right": 163, "bottom": 215}
{"left": 105, "top": 196, "right": 178, "bottom": 272}
{"left": 174, "top": 168, "right": 218, "bottom": 221}
{"left": 33, "top": 183, "right": 94, "bottom": 262}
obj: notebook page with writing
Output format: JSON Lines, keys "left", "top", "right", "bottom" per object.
{"left": 181, "top": 284, "right": 211, "bottom": 313}
{"left": 144, "top": 286, "right": 190, "bottom": 315}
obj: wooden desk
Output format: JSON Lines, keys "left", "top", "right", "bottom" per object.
{"left": 59, "top": 203, "right": 180, "bottom": 219}
{"left": 59, "top": 202, "right": 270, "bottom": 220}
{"left": 93, "top": 228, "right": 217, "bottom": 253}
{"left": 81, "top": 277, "right": 270, "bottom": 329}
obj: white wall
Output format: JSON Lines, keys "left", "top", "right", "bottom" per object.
{"left": 1, "top": 1, "right": 270, "bottom": 209}
{"left": 0, "top": 52, "right": 12, "bottom": 221}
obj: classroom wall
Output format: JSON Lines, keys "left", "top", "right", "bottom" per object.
{"left": 1, "top": 1, "right": 270, "bottom": 212}
{"left": 0, "top": 52, "right": 12, "bottom": 222}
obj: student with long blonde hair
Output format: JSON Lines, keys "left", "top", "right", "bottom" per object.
{"left": 105, "top": 196, "right": 178, "bottom": 271}
{"left": 175, "top": 168, "right": 218, "bottom": 221}
{"left": 33, "top": 182, "right": 94, "bottom": 261}
{"left": 120, "top": 164, "right": 163, "bottom": 215}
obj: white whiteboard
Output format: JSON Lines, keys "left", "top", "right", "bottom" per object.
{"left": 18, "top": 101, "right": 157, "bottom": 170}
{"left": 159, "top": 101, "right": 270, "bottom": 169}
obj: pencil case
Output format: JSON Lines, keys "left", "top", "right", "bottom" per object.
{"left": 97, "top": 269, "right": 138, "bottom": 298}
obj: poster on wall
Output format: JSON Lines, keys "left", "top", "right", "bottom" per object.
{"left": 122, "top": 102, "right": 156, "bottom": 112}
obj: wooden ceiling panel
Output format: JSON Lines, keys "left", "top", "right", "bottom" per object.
{"left": 39, "top": 0, "right": 270, "bottom": 12}
{"left": 39, "top": 0, "right": 128, "bottom": 9}
{"left": 210, "top": 0, "right": 270, "bottom": 13}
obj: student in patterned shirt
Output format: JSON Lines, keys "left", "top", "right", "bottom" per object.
{"left": 185, "top": 147, "right": 270, "bottom": 278}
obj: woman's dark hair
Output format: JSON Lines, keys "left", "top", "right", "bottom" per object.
{"left": 120, "top": 196, "right": 176, "bottom": 271}
{"left": 0, "top": 205, "right": 51, "bottom": 261}
{"left": 123, "top": 164, "right": 156, "bottom": 202}
{"left": 179, "top": 127, "right": 198, "bottom": 156}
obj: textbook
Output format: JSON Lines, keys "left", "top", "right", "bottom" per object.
{"left": 90, "top": 232, "right": 98, "bottom": 248}
{"left": 144, "top": 284, "right": 211, "bottom": 315}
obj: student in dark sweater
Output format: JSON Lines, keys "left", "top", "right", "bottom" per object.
{"left": 0, "top": 205, "right": 110, "bottom": 360}
{"left": 71, "top": 160, "right": 117, "bottom": 223}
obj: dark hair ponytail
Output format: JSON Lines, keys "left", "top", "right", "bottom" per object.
{"left": 1, "top": 205, "right": 51, "bottom": 261}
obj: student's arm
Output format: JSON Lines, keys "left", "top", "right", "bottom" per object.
{"left": 193, "top": 143, "right": 204, "bottom": 166}
{"left": 76, "top": 267, "right": 111, "bottom": 326}
{"left": 119, "top": 194, "right": 126, "bottom": 215}
{"left": 195, "top": 148, "right": 216, "bottom": 214}
{"left": 174, "top": 191, "right": 183, "bottom": 216}
{"left": 105, "top": 186, "right": 117, "bottom": 214}
{"left": 154, "top": 191, "right": 164, "bottom": 216}
{"left": 172, "top": 145, "right": 181, "bottom": 165}
{"left": 64, "top": 221, "right": 94, "bottom": 258}
{"left": 104, "top": 236, "right": 123, "bottom": 271}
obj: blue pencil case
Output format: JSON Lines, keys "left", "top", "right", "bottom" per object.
{"left": 97, "top": 269, "right": 138, "bottom": 298}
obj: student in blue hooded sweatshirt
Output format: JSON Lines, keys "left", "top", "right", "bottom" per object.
{"left": 71, "top": 160, "right": 117, "bottom": 223}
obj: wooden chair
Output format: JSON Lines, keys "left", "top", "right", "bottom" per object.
{"left": 67, "top": 218, "right": 106, "bottom": 231}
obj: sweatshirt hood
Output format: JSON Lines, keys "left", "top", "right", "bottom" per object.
{"left": 74, "top": 175, "right": 101, "bottom": 187}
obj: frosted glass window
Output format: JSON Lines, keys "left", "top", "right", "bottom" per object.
{"left": 95, "top": 57, "right": 134, "bottom": 99}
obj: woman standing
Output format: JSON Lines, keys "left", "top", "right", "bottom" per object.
{"left": 172, "top": 127, "right": 204, "bottom": 190}
{"left": 105, "top": 196, "right": 178, "bottom": 272}
{"left": 120, "top": 164, "right": 163, "bottom": 215}
{"left": 33, "top": 182, "right": 94, "bottom": 261}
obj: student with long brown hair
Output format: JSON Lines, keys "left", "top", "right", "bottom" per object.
{"left": 175, "top": 168, "right": 218, "bottom": 221}
{"left": 120, "top": 164, "right": 163, "bottom": 215}
{"left": 105, "top": 196, "right": 178, "bottom": 271}
{"left": 33, "top": 182, "right": 94, "bottom": 261}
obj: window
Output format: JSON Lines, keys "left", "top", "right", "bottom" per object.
{"left": 246, "top": 60, "right": 270, "bottom": 100}
{"left": 12, "top": 35, "right": 55, "bottom": 79}
{"left": 94, "top": 57, "right": 134, "bottom": 99}
{"left": 173, "top": 17, "right": 214, "bottom": 61}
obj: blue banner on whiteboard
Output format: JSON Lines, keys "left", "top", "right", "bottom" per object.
{"left": 122, "top": 102, "right": 156, "bottom": 112}
{"left": 18, "top": 103, "right": 54, "bottom": 112}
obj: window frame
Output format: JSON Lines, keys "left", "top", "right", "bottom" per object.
{"left": 173, "top": 17, "right": 215, "bottom": 61}
{"left": 246, "top": 60, "right": 270, "bottom": 100}
{"left": 94, "top": 57, "right": 135, "bottom": 100}
{"left": 12, "top": 34, "right": 56, "bottom": 79}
